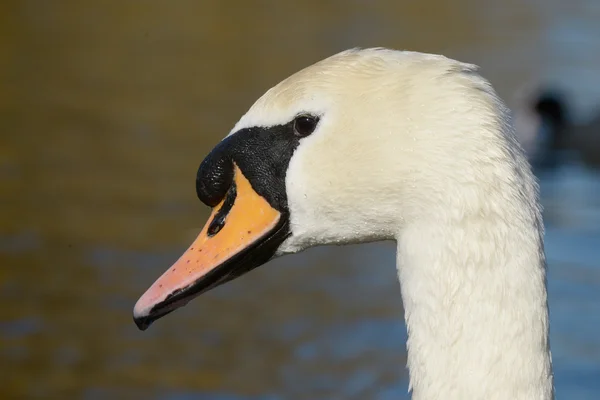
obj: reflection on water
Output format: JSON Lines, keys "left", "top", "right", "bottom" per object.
{"left": 1, "top": 1, "right": 599, "bottom": 399}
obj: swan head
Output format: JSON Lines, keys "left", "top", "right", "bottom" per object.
{"left": 133, "top": 48, "right": 524, "bottom": 330}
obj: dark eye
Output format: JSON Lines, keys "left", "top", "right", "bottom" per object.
{"left": 293, "top": 115, "right": 319, "bottom": 137}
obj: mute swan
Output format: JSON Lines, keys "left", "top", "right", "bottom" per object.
{"left": 133, "top": 48, "right": 554, "bottom": 399}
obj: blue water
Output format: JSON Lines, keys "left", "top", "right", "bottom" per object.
{"left": 542, "top": 166, "right": 600, "bottom": 399}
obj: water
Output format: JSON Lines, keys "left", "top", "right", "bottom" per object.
{"left": 1, "top": 1, "right": 599, "bottom": 399}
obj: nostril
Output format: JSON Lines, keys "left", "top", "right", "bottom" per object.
{"left": 207, "top": 214, "right": 226, "bottom": 236}
{"left": 206, "top": 181, "right": 237, "bottom": 237}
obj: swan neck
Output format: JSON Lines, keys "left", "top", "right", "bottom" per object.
{"left": 396, "top": 217, "right": 554, "bottom": 400}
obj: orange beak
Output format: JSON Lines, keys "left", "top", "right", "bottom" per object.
{"left": 133, "top": 164, "right": 288, "bottom": 330}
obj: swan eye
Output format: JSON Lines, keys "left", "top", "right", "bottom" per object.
{"left": 293, "top": 115, "right": 319, "bottom": 137}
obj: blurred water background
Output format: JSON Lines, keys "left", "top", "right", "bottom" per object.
{"left": 1, "top": 1, "right": 599, "bottom": 399}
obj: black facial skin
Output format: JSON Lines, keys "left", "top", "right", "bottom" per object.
{"left": 197, "top": 124, "right": 299, "bottom": 212}
{"left": 196, "top": 114, "right": 320, "bottom": 212}
{"left": 133, "top": 115, "right": 319, "bottom": 330}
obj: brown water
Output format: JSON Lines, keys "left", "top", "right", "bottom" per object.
{"left": 2, "top": 1, "right": 600, "bottom": 399}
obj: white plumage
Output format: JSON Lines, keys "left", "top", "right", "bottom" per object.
{"left": 232, "top": 48, "right": 554, "bottom": 399}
